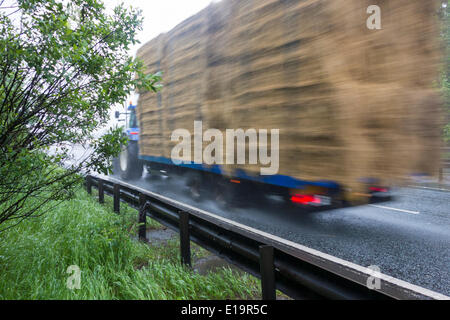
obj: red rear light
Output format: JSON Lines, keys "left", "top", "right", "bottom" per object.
{"left": 130, "top": 132, "right": 139, "bottom": 135}
{"left": 290, "top": 194, "right": 321, "bottom": 205}
{"left": 370, "top": 187, "right": 388, "bottom": 193}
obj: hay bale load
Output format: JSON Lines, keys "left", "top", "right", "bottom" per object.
{"left": 136, "top": 0, "right": 443, "bottom": 197}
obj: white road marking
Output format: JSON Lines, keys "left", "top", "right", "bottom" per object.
{"left": 370, "top": 204, "right": 420, "bottom": 215}
{"left": 407, "top": 185, "right": 450, "bottom": 192}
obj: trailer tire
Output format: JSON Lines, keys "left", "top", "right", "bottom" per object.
{"left": 215, "top": 184, "right": 232, "bottom": 210}
{"left": 214, "top": 179, "right": 243, "bottom": 209}
{"left": 185, "top": 171, "right": 203, "bottom": 202}
{"left": 145, "top": 164, "right": 163, "bottom": 180}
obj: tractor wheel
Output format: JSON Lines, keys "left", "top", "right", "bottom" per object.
{"left": 116, "top": 142, "right": 143, "bottom": 181}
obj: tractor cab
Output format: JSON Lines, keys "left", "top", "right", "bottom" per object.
{"left": 113, "top": 102, "right": 143, "bottom": 180}
{"left": 115, "top": 102, "right": 139, "bottom": 142}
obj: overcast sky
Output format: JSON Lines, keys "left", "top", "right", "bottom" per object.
{"left": 106, "top": 0, "right": 214, "bottom": 57}
{"left": 101, "top": 0, "right": 214, "bottom": 129}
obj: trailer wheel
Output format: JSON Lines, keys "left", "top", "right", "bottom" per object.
{"left": 117, "top": 142, "right": 143, "bottom": 181}
{"left": 145, "top": 164, "right": 162, "bottom": 180}
{"left": 214, "top": 181, "right": 229, "bottom": 209}
{"left": 214, "top": 180, "right": 241, "bottom": 209}
{"left": 185, "top": 171, "right": 203, "bottom": 202}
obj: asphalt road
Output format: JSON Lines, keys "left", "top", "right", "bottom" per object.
{"left": 111, "top": 169, "right": 450, "bottom": 296}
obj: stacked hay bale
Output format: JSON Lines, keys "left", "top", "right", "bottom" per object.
{"left": 316, "top": 0, "right": 443, "bottom": 194}
{"left": 137, "top": 0, "right": 443, "bottom": 196}
{"left": 137, "top": 34, "right": 166, "bottom": 158}
{"left": 137, "top": 13, "right": 208, "bottom": 160}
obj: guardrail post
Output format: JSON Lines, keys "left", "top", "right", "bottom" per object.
{"left": 86, "top": 176, "right": 92, "bottom": 195}
{"left": 259, "top": 245, "right": 276, "bottom": 300}
{"left": 179, "top": 211, "right": 191, "bottom": 267}
{"left": 439, "top": 166, "right": 443, "bottom": 183}
{"left": 113, "top": 184, "right": 120, "bottom": 214}
{"left": 138, "top": 193, "right": 147, "bottom": 242}
{"left": 98, "top": 180, "right": 104, "bottom": 204}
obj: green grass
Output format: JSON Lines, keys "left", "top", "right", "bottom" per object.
{"left": 91, "top": 188, "right": 164, "bottom": 231}
{"left": 0, "top": 186, "right": 261, "bottom": 300}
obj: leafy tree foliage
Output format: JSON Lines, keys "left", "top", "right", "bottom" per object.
{"left": 0, "top": 0, "right": 161, "bottom": 230}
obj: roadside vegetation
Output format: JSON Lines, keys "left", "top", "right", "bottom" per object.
{"left": 0, "top": 0, "right": 161, "bottom": 229}
{"left": 0, "top": 185, "right": 260, "bottom": 300}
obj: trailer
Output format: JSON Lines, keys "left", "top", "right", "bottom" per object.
{"left": 114, "top": 103, "right": 390, "bottom": 209}
{"left": 112, "top": 0, "right": 442, "bottom": 209}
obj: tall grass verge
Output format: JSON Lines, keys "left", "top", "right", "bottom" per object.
{"left": 0, "top": 186, "right": 260, "bottom": 299}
